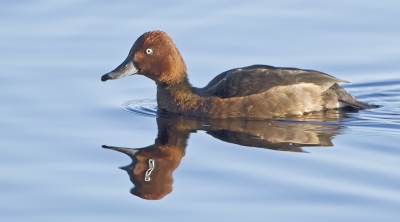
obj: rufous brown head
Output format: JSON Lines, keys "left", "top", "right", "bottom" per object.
{"left": 101, "top": 30, "right": 187, "bottom": 85}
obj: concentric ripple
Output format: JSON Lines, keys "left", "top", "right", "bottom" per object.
{"left": 119, "top": 99, "right": 158, "bottom": 117}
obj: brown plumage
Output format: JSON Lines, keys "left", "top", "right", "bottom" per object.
{"left": 101, "top": 30, "right": 377, "bottom": 118}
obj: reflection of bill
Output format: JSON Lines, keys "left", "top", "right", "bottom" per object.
{"left": 103, "top": 110, "right": 345, "bottom": 200}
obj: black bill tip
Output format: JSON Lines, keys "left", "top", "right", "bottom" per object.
{"left": 101, "top": 74, "right": 110, "bottom": 82}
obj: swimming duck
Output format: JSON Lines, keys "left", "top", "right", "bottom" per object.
{"left": 101, "top": 30, "right": 376, "bottom": 118}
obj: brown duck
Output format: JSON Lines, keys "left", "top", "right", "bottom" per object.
{"left": 101, "top": 30, "right": 377, "bottom": 118}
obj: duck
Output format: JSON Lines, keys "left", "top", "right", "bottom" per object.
{"left": 101, "top": 30, "right": 377, "bottom": 118}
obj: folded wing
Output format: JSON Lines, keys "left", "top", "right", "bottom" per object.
{"left": 201, "top": 65, "right": 348, "bottom": 98}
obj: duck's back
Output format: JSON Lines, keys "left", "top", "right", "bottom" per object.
{"left": 194, "top": 65, "right": 376, "bottom": 116}
{"left": 200, "top": 65, "right": 347, "bottom": 98}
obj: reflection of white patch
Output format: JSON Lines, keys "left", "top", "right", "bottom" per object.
{"left": 144, "top": 159, "right": 155, "bottom": 182}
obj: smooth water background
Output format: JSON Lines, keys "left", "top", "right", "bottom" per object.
{"left": 1, "top": 1, "right": 400, "bottom": 221}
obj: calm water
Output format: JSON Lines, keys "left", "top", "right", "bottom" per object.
{"left": 1, "top": 1, "right": 400, "bottom": 221}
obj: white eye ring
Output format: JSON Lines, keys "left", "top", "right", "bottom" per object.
{"left": 145, "top": 48, "right": 153, "bottom": 54}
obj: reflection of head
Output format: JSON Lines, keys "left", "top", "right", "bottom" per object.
{"left": 121, "top": 147, "right": 185, "bottom": 200}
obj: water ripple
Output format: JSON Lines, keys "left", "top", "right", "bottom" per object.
{"left": 343, "top": 78, "right": 400, "bottom": 129}
{"left": 119, "top": 99, "right": 158, "bottom": 117}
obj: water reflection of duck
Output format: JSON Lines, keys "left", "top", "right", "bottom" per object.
{"left": 103, "top": 111, "right": 344, "bottom": 200}
{"left": 103, "top": 144, "right": 185, "bottom": 200}
{"left": 101, "top": 30, "right": 377, "bottom": 118}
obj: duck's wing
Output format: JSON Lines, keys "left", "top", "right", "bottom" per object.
{"left": 201, "top": 65, "right": 349, "bottom": 98}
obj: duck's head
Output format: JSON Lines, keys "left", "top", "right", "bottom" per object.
{"left": 101, "top": 30, "right": 187, "bottom": 85}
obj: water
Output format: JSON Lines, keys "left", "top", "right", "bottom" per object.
{"left": 1, "top": 1, "right": 400, "bottom": 221}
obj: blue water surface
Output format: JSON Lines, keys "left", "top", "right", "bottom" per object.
{"left": 0, "top": 1, "right": 399, "bottom": 222}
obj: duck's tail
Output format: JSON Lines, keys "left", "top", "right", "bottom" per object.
{"left": 329, "top": 83, "right": 379, "bottom": 109}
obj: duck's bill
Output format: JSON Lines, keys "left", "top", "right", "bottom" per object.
{"left": 102, "top": 145, "right": 139, "bottom": 155}
{"left": 101, "top": 57, "right": 138, "bottom": 82}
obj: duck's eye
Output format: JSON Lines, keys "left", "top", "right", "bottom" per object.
{"left": 145, "top": 48, "right": 153, "bottom": 54}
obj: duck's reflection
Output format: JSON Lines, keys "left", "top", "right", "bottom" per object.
{"left": 103, "top": 110, "right": 346, "bottom": 200}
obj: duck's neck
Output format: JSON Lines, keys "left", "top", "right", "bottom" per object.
{"left": 156, "top": 75, "right": 199, "bottom": 114}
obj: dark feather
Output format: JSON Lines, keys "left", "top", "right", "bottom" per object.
{"left": 328, "top": 83, "right": 379, "bottom": 109}
{"left": 200, "top": 65, "right": 348, "bottom": 98}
